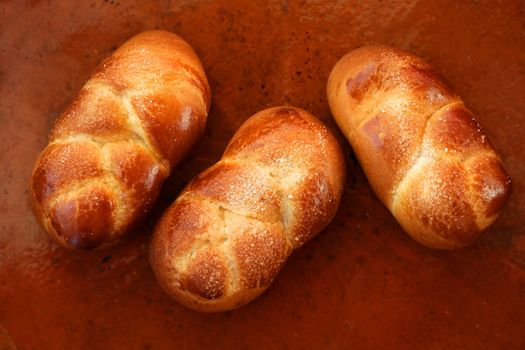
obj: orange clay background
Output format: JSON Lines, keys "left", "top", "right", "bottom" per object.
{"left": 1, "top": 1, "right": 524, "bottom": 349}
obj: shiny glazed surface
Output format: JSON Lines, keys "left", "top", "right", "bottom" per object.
{"left": 1, "top": 0, "right": 524, "bottom": 348}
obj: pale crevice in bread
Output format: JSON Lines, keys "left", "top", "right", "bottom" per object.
{"left": 217, "top": 205, "right": 240, "bottom": 295}
{"left": 50, "top": 133, "right": 104, "bottom": 147}
{"left": 120, "top": 91, "right": 169, "bottom": 168}
{"left": 93, "top": 80, "right": 167, "bottom": 167}
{"left": 99, "top": 146, "right": 131, "bottom": 234}
{"left": 49, "top": 132, "right": 164, "bottom": 172}
{"left": 46, "top": 176, "right": 106, "bottom": 211}
{"left": 277, "top": 191, "right": 295, "bottom": 249}
{"left": 221, "top": 154, "right": 308, "bottom": 248}
{"left": 223, "top": 128, "right": 341, "bottom": 247}
{"left": 168, "top": 223, "right": 216, "bottom": 288}
{"left": 390, "top": 100, "right": 461, "bottom": 207}
{"left": 166, "top": 193, "right": 242, "bottom": 295}
{"left": 80, "top": 79, "right": 164, "bottom": 166}
{"left": 176, "top": 237, "right": 208, "bottom": 271}
{"left": 349, "top": 94, "right": 392, "bottom": 137}
{"left": 184, "top": 190, "right": 277, "bottom": 225}
{"left": 433, "top": 150, "right": 497, "bottom": 171}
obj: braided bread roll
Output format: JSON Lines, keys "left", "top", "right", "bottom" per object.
{"left": 327, "top": 46, "right": 511, "bottom": 249}
{"left": 29, "top": 30, "right": 210, "bottom": 249}
{"left": 150, "top": 107, "right": 345, "bottom": 312}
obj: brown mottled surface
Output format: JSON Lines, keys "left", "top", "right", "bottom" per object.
{"left": 0, "top": 0, "right": 524, "bottom": 348}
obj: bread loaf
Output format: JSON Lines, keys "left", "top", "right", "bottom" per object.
{"left": 150, "top": 107, "right": 345, "bottom": 312}
{"left": 29, "top": 30, "right": 210, "bottom": 249}
{"left": 327, "top": 45, "right": 511, "bottom": 249}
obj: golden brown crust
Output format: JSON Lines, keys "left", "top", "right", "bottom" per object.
{"left": 327, "top": 45, "right": 511, "bottom": 249}
{"left": 150, "top": 106, "right": 346, "bottom": 312}
{"left": 29, "top": 30, "right": 210, "bottom": 249}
